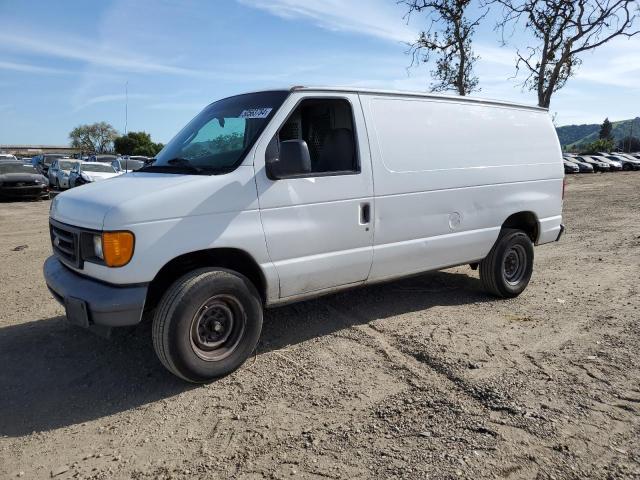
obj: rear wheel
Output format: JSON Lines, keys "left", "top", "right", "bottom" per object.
{"left": 479, "top": 229, "right": 534, "bottom": 298}
{"left": 152, "top": 268, "right": 263, "bottom": 383}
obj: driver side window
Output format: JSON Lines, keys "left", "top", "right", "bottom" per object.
{"left": 269, "top": 98, "right": 359, "bottom": 178}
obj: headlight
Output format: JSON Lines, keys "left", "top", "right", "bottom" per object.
{"left": 98, "top": 231, "right": 135, "bottom": 267}
{"left": 93, "top": 234, "right": 104, "bottom": 260}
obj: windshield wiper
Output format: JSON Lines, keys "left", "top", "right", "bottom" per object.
{"left": 166, "top": 158, "right": 203, "bottom": 173}
{"left": 138, "top": 157, "right": 205, "bottom": 174}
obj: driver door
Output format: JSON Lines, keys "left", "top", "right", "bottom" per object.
{"left": 253, "top": 92, "right": 374, "bottom": 299}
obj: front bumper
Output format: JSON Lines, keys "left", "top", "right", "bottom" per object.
{"left": 44, "top": 256, "right": 147, "bottom": 327}
{"left": 0, "top": 184, "right": 48, "bottom": 199}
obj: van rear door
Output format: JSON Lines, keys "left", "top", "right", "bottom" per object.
{"left": 254, "top": 92, "right": 374, "bottom": 298}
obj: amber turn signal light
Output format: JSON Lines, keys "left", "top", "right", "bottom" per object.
{"left": 102, "top": 231, "right": 135, "bottom": 267}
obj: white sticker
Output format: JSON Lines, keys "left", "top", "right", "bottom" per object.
{"left": 239, "top": 108, "right": 273, "bottom": 119}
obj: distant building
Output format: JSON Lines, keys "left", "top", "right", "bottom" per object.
{"left": 0, "top": 145, "right": 83, "bottom": 156}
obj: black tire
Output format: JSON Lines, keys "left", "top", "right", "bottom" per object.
{"left": 152, "top": 268, "right": 263, "bottom": 383}
{"left": 479, "top": 229, "right": 534, "bottom": 298}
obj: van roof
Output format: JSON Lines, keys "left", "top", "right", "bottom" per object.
{"left": 287, "top": 86, "right": 547, "bottom": 112}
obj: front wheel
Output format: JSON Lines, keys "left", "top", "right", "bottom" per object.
{"left": 479, "top": 229, "right": 534, "bottom": 298}
{"left": 152, "top": 268, "right": 263, "bottom": 383}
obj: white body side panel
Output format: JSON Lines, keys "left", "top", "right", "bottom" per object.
{"left": 358, "top": 94, "right": 563, "bottom": 282}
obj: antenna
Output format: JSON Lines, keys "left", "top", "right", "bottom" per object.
{"left": 124, "top": 81, "right": 128, "bottom": 135}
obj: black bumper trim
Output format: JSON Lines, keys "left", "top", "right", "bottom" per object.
{"left": 44, "top": 256, "right": 148, "bottom": 327}
{"left": 556, "top": 224, "right": 565, "bottom": 241}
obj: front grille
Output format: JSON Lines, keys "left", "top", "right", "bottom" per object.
{"left": 50, "top": 221, "right": 80, "bottom": 267}
{"left": 4, "top": 180, "right": 38, "bottom": 187}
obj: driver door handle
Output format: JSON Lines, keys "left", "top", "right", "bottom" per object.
{"left": 360, "top": 202, "right": 371, "bottom": 225}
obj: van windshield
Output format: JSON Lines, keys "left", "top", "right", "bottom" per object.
{"left": 143, "top": 90, "right": 289, "bottom": 175}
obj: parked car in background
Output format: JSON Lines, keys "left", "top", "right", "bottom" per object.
{"left": 68, "top": 162, "right": 120, "bottom": 188}
{"left": 48, "top": 159, "right": 80, "bottom": 189}
{"left": 33, "top": 153, "right": 66, "bottom": 175}
{"left": 623, "top": 153, "right": 640, "bottom": 162}
{"left": 0, "top": 154, "right": 19, "bottom": 163}
{"left": 112, "top": 157, "right": 146, "bottom": 172}
{"left": 563, "top": 159, "right": 579, "bottom": 173}
{"left": 574, "top": 155, "right": 610, "bottom": 172}
{"left": 563, "top": 157, "right": 594, "bottom": 173}
{"left": 0, "top": 162, "right": 49, "bottom": 200}
{"left": 606, "top": 154, "right": 640, "bottom": 170}
{"left": 590, "top": 155, "right": 622, "bottom": 171}
{"left": 88, "top": 154, "right": 118, "bottom": 163}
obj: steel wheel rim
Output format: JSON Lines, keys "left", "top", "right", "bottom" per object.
{"left": 503, "top": 244, "right": 527, "bottom": 285}
{"left": 190, "top": 294, "right": 246, "bottom": 362}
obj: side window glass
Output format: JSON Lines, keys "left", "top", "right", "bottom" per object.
{"left": 271, "top": 98, "right": 358, "bottom": 177}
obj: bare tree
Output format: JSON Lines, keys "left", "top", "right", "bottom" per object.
{"left": 491, "top": 0, "right": 639, "bottom": 107}
{"left": 401, "top": 0, "right": 488, "bottom": 95}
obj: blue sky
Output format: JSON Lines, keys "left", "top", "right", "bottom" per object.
{"left": 1, "top": 0, "right": 638, "bottom": 145}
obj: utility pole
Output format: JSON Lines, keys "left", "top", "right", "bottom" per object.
{"left": 124, "top": 81, "right": 128, "bottom": 135}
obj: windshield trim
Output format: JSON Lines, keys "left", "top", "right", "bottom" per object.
{"left": 140, "top": 90, "right": 291, "bottom": 176}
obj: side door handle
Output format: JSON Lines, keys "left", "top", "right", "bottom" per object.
{"left": 360, "top": 202, "right": 371, "bottom": 225}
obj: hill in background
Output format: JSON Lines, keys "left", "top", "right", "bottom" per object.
{"left": 556, "top": 117, "right": 640, "bottom": 150}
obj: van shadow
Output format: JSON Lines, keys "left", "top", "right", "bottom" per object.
{"left": 0, "top": 269, "right": 489, "bottom": 437}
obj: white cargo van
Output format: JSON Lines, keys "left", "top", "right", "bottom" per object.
{"left": 44, "top": 87, "right": 565, "bottom": 382}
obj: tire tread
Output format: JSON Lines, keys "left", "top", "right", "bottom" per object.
{"left": 152, "top": 269, "right": 235, "bottom": 382}
{"left": 479, "top": 228, "right": 531, "bottom": 298}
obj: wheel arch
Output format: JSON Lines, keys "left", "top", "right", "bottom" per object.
{"left": 501, "top": 211, "right": 539, "bottom": 244}
{"left": 145, "top": 248, "right": 267, "bottom": 313}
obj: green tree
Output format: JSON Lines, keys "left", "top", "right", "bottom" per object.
{"left": 114, "top": 131, "right": 164, "bottom": 157}
{"left": 69, "top": 122, "right": 119, "bottom": 153}
{"left": 582, "top": 138, "right": 614, "bottom": 154}
{"left": 599, "top": 118, "right": 613, "bottom": 140}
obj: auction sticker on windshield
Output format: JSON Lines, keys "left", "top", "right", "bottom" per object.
{"left": 239, "top": 108, "right": 272, "bottom": 119}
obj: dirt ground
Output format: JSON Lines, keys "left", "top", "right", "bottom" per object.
{"left": 0, "top": 173, "right": 639, "bottom": 480}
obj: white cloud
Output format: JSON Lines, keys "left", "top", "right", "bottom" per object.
{"left": 73, "top": 93, "right": 153, "bottom": 112}
{"left": 0, "top": 60, "right": 69, "bottom": 75}
{"left": 572, "top": 37, "right": 640, "bottom": 89}
{"left": 0, "top": 31, "right": 205, "bottom": 77}
{"left": 146, "top": 102, "right": 206, "bottom": 111}
{"left": 237, "top": 0, "right": 415, "bottom": 43}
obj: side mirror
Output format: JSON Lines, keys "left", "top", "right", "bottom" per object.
{"left": 266, "top": 138, "right": 312, "bottom": 179}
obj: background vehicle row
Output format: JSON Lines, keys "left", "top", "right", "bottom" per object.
{"left": 562, "top": 153, "right": 640, "bottom": 173}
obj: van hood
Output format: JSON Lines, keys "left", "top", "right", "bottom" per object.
{"left": 50, "top": 169, "right": 258, "bottom": 230}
